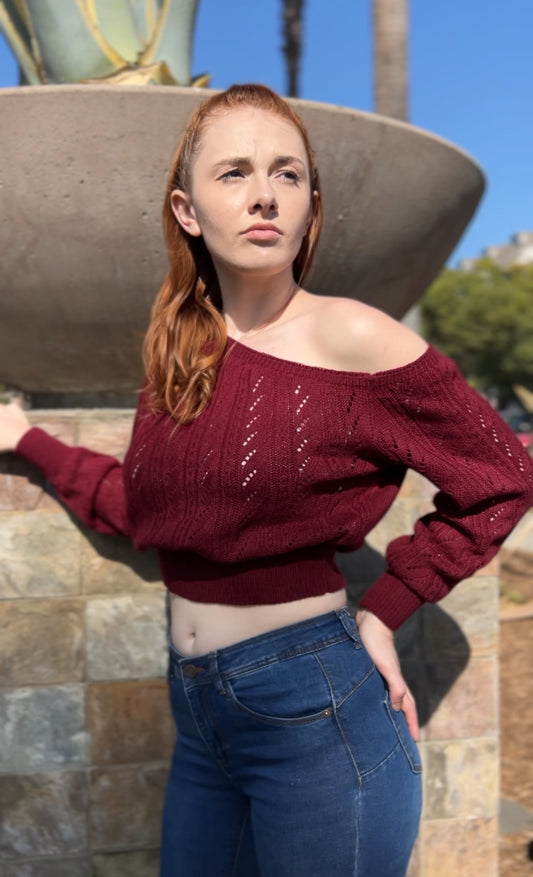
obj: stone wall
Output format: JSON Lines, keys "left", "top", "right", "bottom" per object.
{"left": 0, "top": 409, "right": 500, "bottom": 876}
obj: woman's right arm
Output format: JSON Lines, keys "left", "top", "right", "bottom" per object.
{"left": 0, "top": 402, "right": 130, "bottom": 536}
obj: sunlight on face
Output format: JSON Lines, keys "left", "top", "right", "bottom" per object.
{"left": 171, "top": 107, "right": 315, "bottom": 284}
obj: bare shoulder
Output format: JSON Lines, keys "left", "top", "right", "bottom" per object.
{"left": 308, "top": 295, "right": 428, "bottom": 373}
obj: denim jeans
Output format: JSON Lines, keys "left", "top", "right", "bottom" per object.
{"left": 160, "top": 607, "right": 422, "bottom": 876}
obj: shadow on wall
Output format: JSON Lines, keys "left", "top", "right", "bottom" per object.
{"left": 3, "top": 457, "right": 470, "bottom": 728}
{"left": 339, "top": 542, "right": 471, "bottom": 728}
{"left": 75, "top": 530, "right": 471, "bottom": 729}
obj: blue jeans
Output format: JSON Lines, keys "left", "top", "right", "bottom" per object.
{"left": 161, "top": 607, "right": 422, "bottom": 876}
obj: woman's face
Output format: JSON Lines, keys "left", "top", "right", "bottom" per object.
{"left": 171, "top": 107, "right": 316, "bottom": 285}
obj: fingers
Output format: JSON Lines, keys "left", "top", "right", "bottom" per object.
{"left": 387, "top": 672, "right": 420, "bottom": 740}
{"left": 356, "top": 609, "right": 420, "bottom": 742}
{"left": 0, "top": 402, "right": 32, "bottom": 453}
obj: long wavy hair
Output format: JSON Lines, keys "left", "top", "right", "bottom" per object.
{"left": 143, "top": 83, "right": 323, "bottom": 423}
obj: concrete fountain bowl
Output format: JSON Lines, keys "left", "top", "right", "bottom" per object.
{"left": 0, "top": 85, "right": 485, "bottom": 394}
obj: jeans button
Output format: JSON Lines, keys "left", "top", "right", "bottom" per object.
{"left": 183, "top": 664, "right": 205, "bottom": 678}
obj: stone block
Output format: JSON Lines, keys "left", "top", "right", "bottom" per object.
{"left": 420, "top": 656, "right": 498, "bottom": 741}
{"left": 397, "top": 469, "right": 436, "bottom": 504}
{"left": 0, "top": 771, "right": 88, "bottom": 858}
{"left": 503, "top": 508, "right": 533, "bottom": 551}
{"left": 89, "top": 765, "right": 167, "bottom": 849}
{"left": 0, "top": 685, "right": 87, "bottom": 773}
{"left": 337, "top": 541, "right": 387, "bottom": 584}
{"left": 422, "top": 577, "right": 499, "bottom": 658}
{"left": 0, "top": 598, "right": 84, "bottom": 686}
{"left": 405, "top": 836, "right": 421, "bottom": 877}
{"left": 86, "top": 593, "right": 167, "bottom": 681}
{"left": 365, "top": 499, "right": 422, "bottom": 556}
{"left": 0, "top": 458, "right": 48, "bottom": 513}
{"left": 474, "top": 553, "right": 499, "bottom": 577}
{"left": 422, "top": 738, "right": 498, "bottom": 820}
{"left": 77, "top": 414, "right": 135, "bottom": 461}
{"left": 88, "top": 680, "right": 175, "bottom": 766}
{"left": 421, "top": 816, "right": 497, "bottom": 877}
{"left": 0, "top": 511, "right": 82, "bottom": 599}
{"left": 3, "top": 859, "right": 91, "bottom": 877}
{"left": 80, "top": 531, "right": 160, "bottom": 595}
{"left": 92, "top": 849, "right": 159, "bottom": 877}
{"left": 28, "top": 414, "right": 78, "bottom": 445}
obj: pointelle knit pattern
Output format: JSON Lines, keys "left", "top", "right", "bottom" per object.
{"left": 16, "top": 340, "right": 533, "bottom": 629}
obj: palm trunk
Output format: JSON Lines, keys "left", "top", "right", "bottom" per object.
{"left": 373, "top": 0, "right": 409, "bottom": 120}
{"left": 282, "top": 0, "right": 304, "bottom": 97}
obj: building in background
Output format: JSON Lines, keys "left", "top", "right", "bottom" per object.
{"left": 460, "top": 231, "right": 533, "bottom": 271}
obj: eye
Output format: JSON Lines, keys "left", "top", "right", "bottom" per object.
{"left": 219, "top": 168, "right": 245, "bottom": 182}
{"left": 278, "top": 169, "right": 301, "bottom": 184}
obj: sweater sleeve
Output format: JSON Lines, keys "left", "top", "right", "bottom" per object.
{"left": 359, "top": 346, "right": 533, "bottom": 629}
{"left": 15, "top": 426, "right": 129, "bottom": 536}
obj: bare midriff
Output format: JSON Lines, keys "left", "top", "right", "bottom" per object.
{"left": 170, "top": 588, "right": 348, "bottom": 656}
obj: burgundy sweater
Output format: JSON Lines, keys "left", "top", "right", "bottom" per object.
{"left": 16, "top": 339, "right": 533, "bottom": 629}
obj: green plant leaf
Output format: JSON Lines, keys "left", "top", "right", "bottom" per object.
{"left": 0, "top": 1, "right": 40, "bottom": 82}
{"left": 89, "top": 0, "right": 145, "bottom": 61}
{"left": 0, "top": 0, "right": 202, "bottom": 85}
{"left": 140, "top": 0, "right": 200, "bottom": 85}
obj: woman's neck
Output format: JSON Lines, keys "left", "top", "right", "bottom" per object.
{"left": 220, "top": 272, "right": 302, "bottom": 340}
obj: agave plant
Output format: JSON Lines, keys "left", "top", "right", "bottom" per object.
{"left": 0, "top": 0, "right": 208, "bottom": 86}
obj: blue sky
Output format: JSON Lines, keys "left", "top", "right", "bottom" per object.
{"left": 1, "top": 0, "right": 531, "bottom": 265}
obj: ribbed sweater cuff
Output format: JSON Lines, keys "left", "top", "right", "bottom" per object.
{"left": 358, "top": 571, "right": 424, "bottom": 630}
{"left": 16, "top": 426, "right": 70, "bottom": 483}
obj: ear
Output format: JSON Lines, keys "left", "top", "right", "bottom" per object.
{"left": 306, "top": 190, "right": 319, "bottom": 231}
{"left": 170, "top": 189, "right": 202, "bottom": 237}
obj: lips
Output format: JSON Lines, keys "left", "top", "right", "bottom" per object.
{"left": 241, "top": 223, "right": 282, "bottom": 241}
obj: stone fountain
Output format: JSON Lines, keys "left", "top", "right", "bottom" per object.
{"left": 0, "top": 84, "right": 484, "bottom": 394}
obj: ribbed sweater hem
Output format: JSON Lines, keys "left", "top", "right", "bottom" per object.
{"left": 158, "top": 547, "right": 346, "bottom": 605}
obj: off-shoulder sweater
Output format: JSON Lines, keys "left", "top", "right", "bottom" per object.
{"left": 16, "top": 339, "right": 533, "bottom": 629}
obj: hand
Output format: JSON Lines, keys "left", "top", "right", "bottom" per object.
{"left": 0, "top": 402, "right": 32, "bottom": 453}
{"left": 356, "top": 607, "right": 420, "bottom": 742}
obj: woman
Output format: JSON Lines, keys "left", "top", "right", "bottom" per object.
{"left": 1, "top": 84, "right": 531, "bottom": 876}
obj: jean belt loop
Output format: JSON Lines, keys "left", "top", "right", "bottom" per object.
{"left": 336, "top": 606, "right": 362, "bottom": 648}
{"left": 209, "top": 653, "right": 227, "bottom": 694}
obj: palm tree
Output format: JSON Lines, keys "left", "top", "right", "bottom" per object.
{"left": 373, "top": 0, "right": 408, "bottom": 120}
{"left": 281, "top": 0, "right": 304, "bottom": 97}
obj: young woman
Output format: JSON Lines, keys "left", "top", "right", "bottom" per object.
{"left": 1, "top": 84, "right": 531, "bottom": 876}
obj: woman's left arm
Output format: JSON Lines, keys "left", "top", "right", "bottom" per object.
{"left": 359, "top": 345, "right": 533, "bottom": 631}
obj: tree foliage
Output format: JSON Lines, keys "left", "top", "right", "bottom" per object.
{"left": 420, "top": 259, "right": 533, "bottom": 399}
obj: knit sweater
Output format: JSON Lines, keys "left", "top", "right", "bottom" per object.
{"left": 16, "top": 339, "right": 533, "bottom": 629}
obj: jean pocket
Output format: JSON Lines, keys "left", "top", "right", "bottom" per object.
{"left": 383, "top": 692, "right": 423, "bottom": 774}
{"left": 226, "top": 652, "right": 334, "bottom": 726}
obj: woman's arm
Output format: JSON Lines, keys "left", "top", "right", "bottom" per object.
{"left": 360, "top": 345, "right": 533, "bottom": 629}
{"left": 347, "top": 334, "right": 532, "bottom": 738}
{"left": 1, "top": 402, "right": 130, "bottom": 536}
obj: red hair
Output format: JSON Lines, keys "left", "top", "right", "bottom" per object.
{"left": 143, "top": 83, "right": 323, "bottom": 423}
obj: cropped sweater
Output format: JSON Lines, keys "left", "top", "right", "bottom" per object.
{"left": 16, "top": 339, "right": 533, "bottom": 629}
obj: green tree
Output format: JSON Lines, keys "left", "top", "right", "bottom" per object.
{"left": 420, "top": 260, "right": 533, "bottom": 400}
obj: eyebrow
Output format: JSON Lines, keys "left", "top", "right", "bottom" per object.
{"left": 211, "top": 155, "right": 307, "bottom": 173}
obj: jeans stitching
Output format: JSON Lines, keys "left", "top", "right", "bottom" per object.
{"left": 170, "top": 676, "right": 242, "bottom": 789}
{"left": 359, "top": 739, "right": 404, "bottom": 778}
{"left": 313, "top": 652, "right": 364, "bottom": 787}
{"left": 336, "top": 664, "right": 376, "bottom": 710}
{"left": 219, "top": 632, "right": 350, "bottom": 682}
{"left": 225, "top": 686, "right": 333, "bottom": 726}
{"left": 229, "top": 805, "right": 253, "bottom": 877}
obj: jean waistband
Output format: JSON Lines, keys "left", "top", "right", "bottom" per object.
{"left": 168, "top": 606, "right": 360, "bottom": 684}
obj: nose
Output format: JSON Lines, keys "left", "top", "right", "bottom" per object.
{"left": 248, "top": 177, "right": 278, "bottom": 214}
